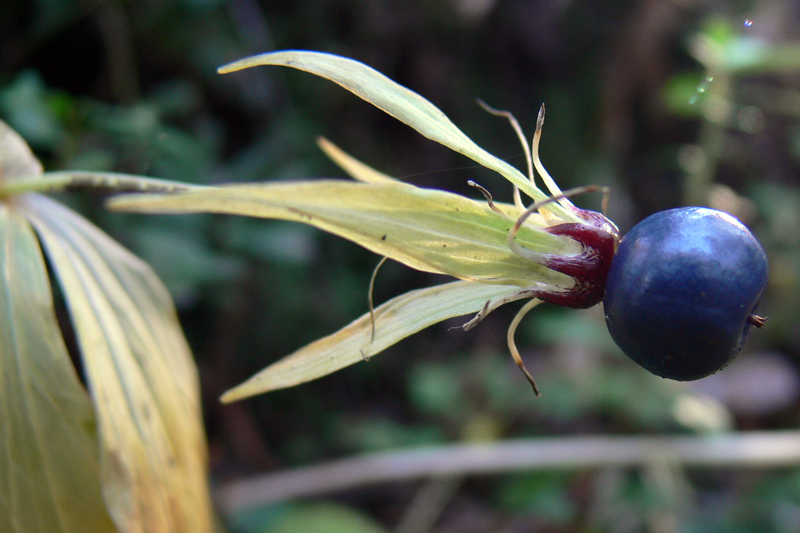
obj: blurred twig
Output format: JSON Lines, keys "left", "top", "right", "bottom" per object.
{"left": 216, "top": 431, "right": 800, "bottom": 513}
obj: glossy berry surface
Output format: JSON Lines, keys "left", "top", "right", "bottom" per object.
{"left": 603, "top": 207, "right": 768, "bottom": 381}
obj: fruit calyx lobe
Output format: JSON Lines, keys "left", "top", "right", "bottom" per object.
{"left": 537, "top": 208, "right": 620, "bottom": 309}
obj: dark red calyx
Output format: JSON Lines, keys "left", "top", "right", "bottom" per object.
{"left": 538, "top": 209, "right": 620, "bottom": 309}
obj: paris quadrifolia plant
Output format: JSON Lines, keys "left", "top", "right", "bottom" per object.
{"left": 110, "top": 51, "right": 625, "bottom": 400}
{"left": 106, "top": 51, "right": 768, "bottom": 400}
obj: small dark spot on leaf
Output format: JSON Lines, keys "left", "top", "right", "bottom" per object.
{"left": 287, "top": 207, "right": 313, "bottom": 220}
{"left": 381, "top": 234, "right": 387, "bottom": 240}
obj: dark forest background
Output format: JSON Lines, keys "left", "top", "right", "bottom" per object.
{"left": 4, "top": 1, "right": 800, "bottom": 531}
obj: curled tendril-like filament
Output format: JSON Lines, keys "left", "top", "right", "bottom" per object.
{"left": 478, "top": 100, "right": 577, "bottom": 219}
{"left": 473, "top": 101, "right": 615, "bottom": 394}
{"left": 367, "top": 256, "right": 389, "bottom": 346}
{"left": 507, "top": 298, "right": 544, "bottom": 395}
{"left": 476, "top": 99, "right": 532, "bottom": 211}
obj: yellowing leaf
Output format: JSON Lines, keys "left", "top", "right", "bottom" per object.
{"left": 23, "top": 194, "right": 212, "bottom": 533}
{"left": 316, "top": 137, "right": 400, "bottom": 185}
{"left": 223, "top": 280, "right": 529, "bottom": 402}
{"left": 109, "top": 180, "right": 579, "bottom": 290}
{"left": 0, "top": 120, "right": 42, "bottom": 183}
{"left": 219, "top": 50, "right": 580, "bottom": 222}
{"left": 0, "top": 204, "right": 115, "bottom": 533}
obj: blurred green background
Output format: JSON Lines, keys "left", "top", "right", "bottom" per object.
{"left": 3, "top": 0, "right": 800, "bottom": 531}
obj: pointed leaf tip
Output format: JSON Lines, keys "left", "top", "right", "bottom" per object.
{"left": 220, "top": 281, "right": 530, "bottom": 401}
{"left": 212, "top": 50, "right": 581, "bottom": 221}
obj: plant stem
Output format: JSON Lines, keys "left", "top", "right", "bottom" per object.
{"left": 0, "top": 171, "right": 195, "bottom": 198}
{"left": 216, "top": 431, "right": 800, "bottom": 513}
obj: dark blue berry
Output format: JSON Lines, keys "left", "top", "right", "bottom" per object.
{"left": 603, "top": 207, "right": 769, "bottom": 381}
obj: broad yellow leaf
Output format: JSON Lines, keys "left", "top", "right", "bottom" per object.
{"left": 0, "top": 203, "right": 115, "bottom": 533}
{"left": 222, "top": 280, "right": 530, "bottom": 401}
{"left": 219, "top": 50, "right": 580, "bottom": 222}
{"left": 109, "top": 180, "right": 579, "bottom": 290}
{"left": 23, "top": 194, "right": 212, "bottom": 532}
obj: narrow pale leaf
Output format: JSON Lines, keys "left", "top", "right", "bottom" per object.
{"left": 22, "top": 194, "right": 212, "bottom": 533}
{"left": 316, "top": 137, "right": 400, "bottom": 185}
{"left": 109, "top": 180, "right": 579, "bottom": 290}
{"left": 219, "top": 51, "right": 580, "bottom": 222}
{"left": 0, "top": 204, "right": 115, "bottom": 533}
{"left": 222, "top": 280, "right": 527, "bottom": 402}
{"left": 317, "top": 137, "right": 537, "bottom": 230}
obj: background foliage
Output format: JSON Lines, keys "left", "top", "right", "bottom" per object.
{"left": 3, "top": 0, "right": 800, "bottom": 531}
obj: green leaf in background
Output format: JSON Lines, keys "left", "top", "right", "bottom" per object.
{"left": 690, "top": 18, "right": 800, "bottom": 75}
{"left": 225, "top": 501, "right": 389, "bottom": 533}
{"left": 271, "top": 502, "right": 389, "bottom": 533}
{"left": 0, "top": 71, "right": 67, "bottom": 150}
